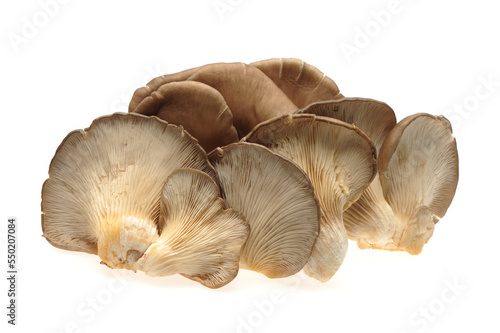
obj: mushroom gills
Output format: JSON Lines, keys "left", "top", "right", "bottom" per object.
{"left": 137, "top": 168, "right": 249, "bottom": 288}
{"left": 41, "top": 113, "right": 216, "bottom": 271}
{"left": 297, "top": 98, "right": 397, "bottom": 250}
{"left": 378, "top": 114, "right": 459, "bottom": 254}
{"left": 208, "top": 142, "right": 320, "bottom": 279}
{"left": 244, "top": 114, "right": 377, "bottom": 282}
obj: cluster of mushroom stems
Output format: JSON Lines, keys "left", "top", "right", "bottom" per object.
{"left": 41, "top": 58, "right": 459, "bottom": 288}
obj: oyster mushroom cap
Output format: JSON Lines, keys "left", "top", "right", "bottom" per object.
{"left": 298, "top": 97, "right": 397, "bottom": 250}
{"left": 378, "top": 113, "right": 459, "bottom": 254}
{"left": 243, "top": 114, "right": 377, "bottom": 282}
{"left": 128, "top": 66, "right": 203, "bottom": 113}
{"left": 41, "top": 113, "right": 216, "bottom": 271}
{"left": 131, "top": 81, "right": 239, "bottom": 152}
{"left": 137, "top": 168, "right": 249, "bottom": 289}
{"left": 251, "top": 58, "right": 343, "bottom": 108}
{"left": 187, "top": 62, "right": 298, "bottom": 137}
{"left": 208, "top": 142, "right": 320, "bottom": 279}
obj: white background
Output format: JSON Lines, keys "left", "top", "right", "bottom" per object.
{"left": 1, "top": 0, "right": 499, "bottom": 332}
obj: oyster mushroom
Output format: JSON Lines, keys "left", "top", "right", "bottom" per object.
{"left": 41, "top": 113, "right": 216, "bottom": 271}
{"left": 251, "top": 58, "right": 343, "bottom": 108}
{"left": 298, "top": 97, "right": 397, "bottom": 250}
{"left": 137, "top": 169, "right": 249, "bottom": 288}
{"left": 208, "top": 142, "right": 320, "bottom": 278}
{"left": 378, "top": 113, "right": 459, "bottom": 254}
{"left": 186, "top": 62, "right": 298, "bottom": 137}
{"left": 243, "top": 114, "right": 377, "bottom": 282}
{"left": 130, "top": 81, "right": 239, "bottom": 152}
{"left": 129, "top": 66, "right": 202, "bottom": 113}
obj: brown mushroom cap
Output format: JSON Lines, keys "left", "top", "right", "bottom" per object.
{"left": 41, "top": 113, "right": 216, "bottom": 271}
{"left": 186, "top": 62, "right": 298, "bottom": 137}
{"left": 378, "top": 113, "right": 459, "bottom": 254}
{"left": 128, "top": 66, "right": 202, "bottom": 113}
{"left": 137, "top": 168, "right": 249, "bottom": 288}
{"left": 251, "top": 58, "right": 343, "bottom": 108}
{"left": 208, "top": 142, "right": 320, "bottom": 278}
{"left": 298, "top": 98, "right": 397, "bottom": 250}
{"left": 243, "top": 114, "right": 377, "bottom": 282}
{"left": 131, "top": 81, "right": 239, "bottom": 152}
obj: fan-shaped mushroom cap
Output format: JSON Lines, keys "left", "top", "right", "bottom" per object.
{"left": 131, "top": 81, "right": 239, "bottom": 152}
{"left": 137, "top": 168, "right": 249, "bottom": 288}
{"left": 128, "top": 66, "right": 202, "bottom": 113}
{"left": 251, "top": 58, "right": 343, "bottom": 108}
{"left": 186, "top": 62, "right": 298, "bottom": 137}
{"left": 244, "top": 114, "right": 377, "bottom": 282}
{"left": 378, "top": 113, "right": 459, "bottom": 254}
{"left": 298, "top": 98, "right": 397, "bottom": 250}
{"left": 208, "top": 142, "right": 320, "bottom": 278}
{"left": 41, "top": 113, "right": 216, "bottom": 271}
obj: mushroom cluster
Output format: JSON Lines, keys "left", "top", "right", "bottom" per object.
{"left": 41, "top": 58, "right": 459, "bottom": 288}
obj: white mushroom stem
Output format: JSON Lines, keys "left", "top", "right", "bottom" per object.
{"left": 392, "top": 206, "right": 436, "bottom": 255}
{"left": 97, "top": 215, "right": 158, "bottom": 271}
{"left": 244, "top": 115, "right": 377, "bottom": 282}
{"left": 303, "top": 202, "right": 347, "bottom": 282}
{"left": 297, "top": 98, "right": 397, "bottom": 251}
{"left": 343, "top": 175, "right": 396, "bottom": 250}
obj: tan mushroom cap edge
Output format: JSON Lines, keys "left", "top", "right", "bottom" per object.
{"left": 128, "top": 66, "right": 203, "bottom": 113}
{"left": 378, "top": 113, "right": 459, "bottom": 254}
{"left": 187, "top": 62, "right": 298, "bottom": 138}
{"left": 251, "top": 58, "right": 343, "bottom": 108}
{"left": 208, "top": 142, "right": 321, "bottom": 279}
{"left": 137, "top": 168, "right": 249, "bottom": 289}
{"left": 41, "top": 113, "right": 216, "bottom": 271}
{"left": 297, "top": 97, "right": 397, "bottom": 250}
{"left": 131, "top": 80, "right": 239, "bottom": 153}
{"left": 243, "top": 114, "right": 377, "bottom": 282}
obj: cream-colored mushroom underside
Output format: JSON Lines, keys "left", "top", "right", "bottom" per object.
{"left": 380, "top": 116, "right": 458, "bottom": 254}
{"left": 247, "top": 116, "right": 375, "bottom": 282}
{"left": 210, "top": 143, "right": 320, "bottom": 279}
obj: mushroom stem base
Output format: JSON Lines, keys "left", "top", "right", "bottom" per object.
{"left": 97, "top": 215, "right": 158, "bottom": 271}
{"left": 303, "top": 207, "right": 347, "bottom": 282}
{"left": 389, "top": 206, "right": 436, "bottom": 255}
